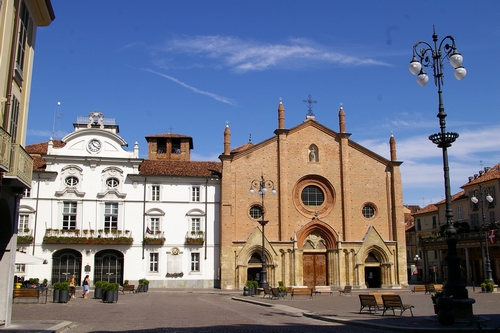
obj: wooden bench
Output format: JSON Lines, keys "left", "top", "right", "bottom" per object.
{"left": 339, "top": 285, "right": 352, "bottom": 296}
{"left": 381, "top": 294, "right": 414, "bottom": 317}
{"left": 369, "top": 292, "right": 394, "bottom": 308}
{"left": 291, "top": 287, "right": 313, "bottom": 300}
{"left": 262, "top": 287, "right": 272, "bottom": 298}
{"left": 412, "top": 285, "right": 426, "bottom": 293}
{"left": 314, "top": 286, "right": 332, "bottom": 295}
{"left": 425, "top": 284, "right": 443, "bottom": 294}
{"left": 358, "top": 294, "right": 380, "bottom": 314}
{"left": 13, "top": 288, "right": 41, "bottom": 304}
{"left": 120, "top": 284, "right": 136, "bottom": 294}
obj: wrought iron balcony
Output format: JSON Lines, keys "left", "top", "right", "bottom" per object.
{"left": 185, "top": 231, "right": 204, "bottom": 245}
{"left": 0, "top": 127, "right": 11, "bottom": 172}
{"left": 4, "top": 143, "right": 33, "bottom": 187}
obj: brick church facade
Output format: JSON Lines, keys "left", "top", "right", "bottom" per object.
{"left": 219, "top": 101, "right": 407, "bottom": 290}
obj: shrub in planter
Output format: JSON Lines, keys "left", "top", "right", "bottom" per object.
{"left": 94, "top": 281, "right": 107, "bottom": 299}
{"left": 481, "top": 279, "right": 494, "bottom": 293}
{"left": 104, "top": 282, "right": 119, "bottom": 303}
{"left": 245, "top": 280, "right": 259, "bottom": 295}
{"left": 59, "top": 281, "right": 70, "bottom": 303}
{"left": 52, "top": 282, "right": 62, "bottom": 303}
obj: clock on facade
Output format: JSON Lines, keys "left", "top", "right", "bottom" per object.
{"left": 88, "top": 139, "right": 101, "bottom": 152}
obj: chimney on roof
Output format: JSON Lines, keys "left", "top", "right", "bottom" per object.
{"left": 485, "top": 167, "right": 491, "bottom": 172}
{"left": 474, "top": 174, "right": 478, "bottom": 179}
{"left": 468, "top": 176, "right": 474, "bottom": 183}
{"left": 479, "top": 170, "right": 484, "bottom": 176}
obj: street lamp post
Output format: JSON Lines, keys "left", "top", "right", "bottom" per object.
{"left": 471, "top": 185, "right": 495, "bottom": 283}
{"left": 414, "top": 254, "right": 421, "bottom": 281}
{"left": 249, "top": 175, "right": 276, "bottom": 289}
{"left": 409, "top": 27, "right": 468, "bottom": 301}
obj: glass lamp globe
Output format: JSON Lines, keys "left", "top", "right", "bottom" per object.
{"left": 454, "top": 66, "right": 466, "bottom": 80}
{"left": 449, "top": 51, "right": 463, "bottom": 68}
{"left": 409, "top": 58, "right": 422, "bottom": 75}
{"left": 417, "top": 72, "right": 429, "bottom": 86}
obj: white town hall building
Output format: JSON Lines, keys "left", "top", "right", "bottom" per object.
{"left": 17, "top": 112, "right": 221, "bottom": 288}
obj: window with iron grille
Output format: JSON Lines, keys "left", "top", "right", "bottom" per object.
{"left": 151, "top": 185, "right": 160, "bottom": 201}
{"left": 104, "top": 203, "right": 118, "bottom": 231}
{"left": 191, "top": 253, "right": 200, "bottom": 272}
{"left": 18, "top": 214, "right": 29, "bottom": 231}
{"left": 191, "top": 218, "right": 200, "bottom": 232}
{"left": 301, "top": 185, "right": 324, "bottom": 207}
{"left": 62, "top": 202, "right": 77, "bottom": 230}
{"left": 149, "top": 253, "right": 159, "bottom": 272}
{"left": 150, "top": 217, "right": 160, "bottom": 233}
{"left": 192, "top": 186, "right": 200, "bottom": 202}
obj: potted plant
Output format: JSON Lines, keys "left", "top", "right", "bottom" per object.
{"left": 245, "top": 280, "right": 258, "bottom": 296}
{"left": 481, "top": 279, "right": 494, "bottom": 293}
{"left": 104, "top": 282, "right": 119, "bottom": 303}
{"left": 42, "top": 278, "right": 48, "bottom": 287}
{"left": 94, "top": 280, "right": 106, "bottom": 299}
{"left": 52, "top": 282, "right": 62, "bottom": 303}
{"left": 278, "top": 281, "right": 287, "bottom": 297}
{"left": 142, "top": 278, "right": 149, "bottom": 292}
{"left": 58, "top": 281, "right": 70, "bottom": 303}
{"left": 124, "top": 280, "right": 129, "bottom": 286}
{"left": 431, "top": 291, "right": 444, "bottom": 314}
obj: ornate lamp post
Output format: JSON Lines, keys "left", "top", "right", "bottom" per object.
{"left": 413, "top": 254, "right": 421, "bottom": 281}
{"left": 409, "top": 27, "right": 468, "bottom": 301}
{"left": 249, "top": 175, "right": 276, "bottom": 288}
{"left": 471, "top": 185, "right": 495, "bottom": 283}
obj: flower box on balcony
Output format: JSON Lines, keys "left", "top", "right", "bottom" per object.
{"left": 144, "top": 237, "right": 166, "bottom": 245}
{"left": 17, "top": 235, "right": 34, "bottom": 244}
{"left": 185, "top": 237, "right": 204, "bottom": 245}
{"left": 43, "top": 236, "right": 133, "bottom": 245}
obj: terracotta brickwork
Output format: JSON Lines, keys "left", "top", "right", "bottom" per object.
{"left": 219, "top": 102, "right": 407, "bottom": 290}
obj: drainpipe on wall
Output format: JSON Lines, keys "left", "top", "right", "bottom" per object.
{"left": 142, "top": 176, "right": 147, "bottom": 260}
{"left": 32, "top": 173, "right": 41, "bottom": 255}
{"left": 204, "top": 178, "right": 208, "bottom": 260}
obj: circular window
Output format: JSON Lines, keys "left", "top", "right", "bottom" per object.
{"left": 362, "top": 204, "right": 376, "bottom": 218}
{"left": 65, "top": 176, "right": 79, "bottom": 186}
{"left": 301, "top": 185, "right": 324, "bottom": 207}
{"left": 249, "top": 205, "right": 263, "bottom": 219}
{"left": 106, "top": 178, "right": 120, "bottom": 188}
{"left": 292, "top": 175, "right": 335, "bottom": 218}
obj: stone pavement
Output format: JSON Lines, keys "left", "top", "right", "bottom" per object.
{"left": 1, "top": 287, "right": 499, "bottom": 332}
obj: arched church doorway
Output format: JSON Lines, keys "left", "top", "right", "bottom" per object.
{"left": 247, "top": 252, "right": 262, "bottom": 282}
{"left": 364, "top": 252, "right": 381, "bottom": 288}
{"left": 302, "top": 233, "right": 328, "bottom": 287}
{"left": 52, "top": 249, "right": 82, "bottom": 284}
{"left": 94, "top": 250, "right": 124, "bottom": 284}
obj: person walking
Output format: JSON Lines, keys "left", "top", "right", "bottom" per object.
{"left": 69, "top": 275, "right": 76, "bottom": 298}
{"left": 82, "top": 275, "right": 90, "bottom": 299}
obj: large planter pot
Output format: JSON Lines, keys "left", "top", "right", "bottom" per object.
{"left": 104, "top": 290, "right": 118, "bottom": 303}
{"left": 437, "top": 297, "right": 455, "bottom": 326}
{"left": 52, "top": 290, "right": 60, "bottom": 303}
{"left": 59, "top": 290, "right": 69, "bottom": 303}
{"left": 143, "top": 284, "right": 148, "bottom": 292}
{"left": 94, "top": 287, "right": 102, "bottom": 299}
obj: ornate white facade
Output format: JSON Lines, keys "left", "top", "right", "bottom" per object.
{"left": 18, "top": 113, "right": 221, "bottom": 288}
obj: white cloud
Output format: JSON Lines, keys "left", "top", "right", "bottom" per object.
{"left": 157, "top": 35, "right": 390, "bottom": 73}
{"left": 141, "top": 68, "right": 237, "bottom": 106}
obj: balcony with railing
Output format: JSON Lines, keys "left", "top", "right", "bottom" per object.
{"left": 0, "top": 127, "right": 11, "bottom": 172}
{"left": 4, "top": 144, "right": 33, "bottom": 187}
{"left": 43, "top": 228, "right": 133, "bottom": 245}
{"left": 144, "top": 230, "right": 166, "bottom": 245}
{"left": 17, "top": 228, "right": 33, "bottom": 244}
{"left": 185, "top": 231, "right": 204, "bottom": 245}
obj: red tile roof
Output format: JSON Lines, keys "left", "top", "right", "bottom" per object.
{"left": 230, "top": 142, "right": 254, "bottom": 153}
{"left": 139, "top": 160, "right": 221, "bottom": 178}
{"left": 413, "top": 203, "right": 438, "bottom": 215}
{"left": 26, "top": 140, "right": 66, "bottom": 170}
{"left": 462, "top": 163, "right": 500, "bottom": 187}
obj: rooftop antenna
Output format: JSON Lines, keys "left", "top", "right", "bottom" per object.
{"left": 302, "top": 94, "right": 317, "bottom": 117}
{"left": 52, "top": 102, "right": 62, "bottom": 139}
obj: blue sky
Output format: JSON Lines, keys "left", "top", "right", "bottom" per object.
{"left": 27, "top": 0, "right": 500, "bottom": 207}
